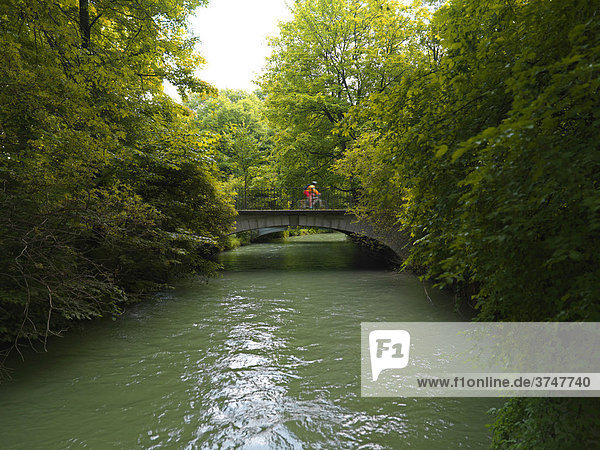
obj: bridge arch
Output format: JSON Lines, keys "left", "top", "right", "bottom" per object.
{"left": 232, "top": 210, "right": 410, "bottom": 260}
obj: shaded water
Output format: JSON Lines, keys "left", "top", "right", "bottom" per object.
{"left": 0, "top": 233, "right": 496, "bottom": 448}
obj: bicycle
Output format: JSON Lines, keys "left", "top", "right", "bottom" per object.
{"left": 297, "top": 194, "right": 327, "bottom": 209}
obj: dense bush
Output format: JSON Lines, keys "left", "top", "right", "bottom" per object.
{"left": 0, "top": 0, "right": 234, "bottom": 367}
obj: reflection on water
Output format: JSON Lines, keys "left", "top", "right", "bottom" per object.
{"left": 0, "top": 233, "right": 496, "bottom": 449}
{"left": 222, "top": 234, "right": 392, "bottom": 272}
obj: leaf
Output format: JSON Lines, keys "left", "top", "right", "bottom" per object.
{"left": 435, "top": 144, "right": 448, "bottom": 158}
{"left": 451, "top": 146, "right": 467, "bottom": 162}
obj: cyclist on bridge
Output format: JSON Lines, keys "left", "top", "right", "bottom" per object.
{"left": 303, "top": 181, "right": 320, "bottom": 209}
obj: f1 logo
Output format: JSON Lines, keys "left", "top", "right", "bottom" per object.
{"left": 369, "top": 330, "right": 411, "bottom": 381}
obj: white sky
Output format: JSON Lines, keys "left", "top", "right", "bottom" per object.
{"left": 164, "top": 0, "right": 293, "bottom": 100}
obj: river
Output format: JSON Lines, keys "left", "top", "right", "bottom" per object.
{"left": 0, "top": 233, "right": 497, "bottom": 449}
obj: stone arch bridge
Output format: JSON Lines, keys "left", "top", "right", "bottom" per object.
{"left": 233, "top": 209, "right": 410, "bottom": 260}
{"left": 231, "top": 187, "right": 410, "bottom": 259}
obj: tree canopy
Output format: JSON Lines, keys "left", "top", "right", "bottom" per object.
{"left": 260, "top": 0, "right": 428, "bottom": 189}
{"left": 186, "top": 90, "right": 274, "bottom": 191}
{"left": 0, "top": 0, "right": 234, "bottom": 366}
{"left": 338, "top": 0, "right": 600, "bottom": 323}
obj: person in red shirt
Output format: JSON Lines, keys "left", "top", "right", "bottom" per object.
{"left": 303, "top": 181, "right": 320, "bottom": 208}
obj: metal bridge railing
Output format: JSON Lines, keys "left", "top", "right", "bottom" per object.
{"left": 234, "top": 187, "right": 354, "bottom": 210}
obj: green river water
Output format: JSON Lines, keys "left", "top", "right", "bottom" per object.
{"left": 0, "top": 233, "right": 497, "bottom": 449}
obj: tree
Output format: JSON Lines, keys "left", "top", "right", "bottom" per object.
{"left": 0, "top": 0, "right": 234, "bottom": 369}
{"left": 260, "top": 0, "right": 427, "bottom": 189}
{"left": 186, "top": 90, "right": 274, "bottom": 191}
{"left": 340, "top": 0, "right": 600, "bottom": 321}
{"left": 336, "top": 0, "right": 600, "bottom": 445}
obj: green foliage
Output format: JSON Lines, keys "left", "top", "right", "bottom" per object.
{"left": 340, "top": 0, "right": 600, "bottom": 322}
{"left": 337, "top": 0, "right": 600, "bottom": 447}
{"left": 490, "top": 398, "right": 600, "bottom": 449}
{"left": 268, "top": 0, "right": 600, "bottom": 446}
{"left": 0, "top": 0, "right": 234, "bottom": 361}
{"left": 260, "top": 0, "right": 428, "bottom": 189}
{"left": 186, "top": 90, "right": 274, "bottom": 191}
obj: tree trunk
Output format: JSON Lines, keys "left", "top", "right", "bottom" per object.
{"left": 79, "top": 0, "right": 91, "bottom": 49}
